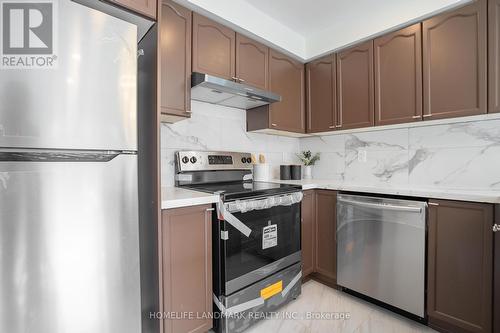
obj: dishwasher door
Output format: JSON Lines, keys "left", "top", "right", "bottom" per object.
{"left": 336, "top": 194, "right": 427, "bottom": 318}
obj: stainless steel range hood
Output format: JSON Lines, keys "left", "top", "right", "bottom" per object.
{"left": 191, "top": 72, "right": 281, "bottom": 109}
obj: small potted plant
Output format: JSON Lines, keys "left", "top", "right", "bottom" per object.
{"left": 296, "top": 151, "right": 320, "bottom": 179}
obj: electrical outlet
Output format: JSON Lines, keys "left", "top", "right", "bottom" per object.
{"left": 357, "top": 150, "right": 367, "bottom": 163}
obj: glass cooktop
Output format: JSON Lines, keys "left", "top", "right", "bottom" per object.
{"left": 181, "top": 181, "right": 302, "bottom": 201}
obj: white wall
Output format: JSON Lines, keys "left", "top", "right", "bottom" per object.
{"left": 161, "top": 101, "right": 300, "bottom": 187}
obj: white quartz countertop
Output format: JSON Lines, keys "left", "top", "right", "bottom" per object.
{"left": 268, "top": 179, "right": 500, "bottom": 204}
{"left": 162, "top": 180, "right": 500, "bottom": 209}
{"left": 161, "top": 187, "right": 219, "bottom": 210}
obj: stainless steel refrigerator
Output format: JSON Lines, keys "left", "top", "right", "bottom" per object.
{"left": 0, "top": 1, "right": 150, "bottom": 332}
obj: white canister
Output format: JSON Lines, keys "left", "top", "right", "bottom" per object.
{"left": 303, "top": 165, "right": 313, "bottom": 179}
{"left": 253, "top": 164, "right": 270, "bottom": 181}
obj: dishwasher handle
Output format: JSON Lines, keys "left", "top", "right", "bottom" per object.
{"left": 337, "top": 197, "right": 424, "bottom": 213}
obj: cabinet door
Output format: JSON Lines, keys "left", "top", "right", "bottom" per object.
{"left": 236, "top": 34, "right": 269, "bottom": 90}
{"left": 490, "top": 0, "right": 500, "bottom": 113}
{"left": 301, "top": 190, "right": 315, "bottom": 278}
{"left": 268, "top": 50, "right": 305, "bottom": 133}
{"left": 337, "top": 41, "right": 374, "bottom": 130}
{"left": 374, "top": 24, "right": 422, "bottom": 125}
{"left": 314, "top": 190, "right": 337, "bottom": 283}
{"left": 161, "top": 205, "right": 212, "bottom": 333}
{"left": 423, "top": 0, "right": 487, "bottom": 120}
{"left": 192, "top": 13, "right": 235, "bottom": 80}
{"left": 159, "top": 1, "right": 191, "bottom": 119}
{"left": 306, "top": 54, "right": 336, "bottom": 133}
{"left": 109, "top": 0, "right": 157, "bottom": 19}
{"left": 427, "top": 200, "right": 493, "bottom": 333}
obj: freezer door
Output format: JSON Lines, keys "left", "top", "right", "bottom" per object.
{"left": 336, "top": 194, "right": 426, "bottom": 318}
{"left": 0, "top": 153, "right": 141, "bottom": 333}
{"left": 0, "top": 0, "right": 137, "bottom": 150}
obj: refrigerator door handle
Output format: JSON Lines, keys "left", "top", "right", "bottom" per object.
{"left": 0, "top": 150, "right": 130, "bottom": 162}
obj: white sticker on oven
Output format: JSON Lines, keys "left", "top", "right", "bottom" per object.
{"left": 262, "top": 224, "right": 278, "bottom": 249}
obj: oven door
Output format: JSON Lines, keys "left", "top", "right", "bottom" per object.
{"left": 219, "top": 192, "right": 302, "bottom": 295}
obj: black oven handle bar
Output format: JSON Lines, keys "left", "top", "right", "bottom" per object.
{"left": 216, "top": 191, "right": 303, "bottom": 238}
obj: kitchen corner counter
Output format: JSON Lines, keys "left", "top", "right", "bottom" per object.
{"left": 161, "top": 187, "right": 219, "bottom": 210}
{"left": 268, "top": 179, "right": 500, "bottom": 204}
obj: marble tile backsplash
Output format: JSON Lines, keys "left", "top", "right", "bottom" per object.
{"left": 161, "top": 101, "right": 500, "bottom": 191}
{"left": 301, "top": 119, "right": 500, "bottom": 191}
{"left": 160, "top": 101, "right": 300, "bottom": 187}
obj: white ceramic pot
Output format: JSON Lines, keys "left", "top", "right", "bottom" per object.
{"left": 303, "top": 165, "right": 312, "bottom": 179}
{"left": 253, "top": 164, "right": 270, "bottom": 181}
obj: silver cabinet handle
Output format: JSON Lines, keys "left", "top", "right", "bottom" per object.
{"left": 337, "top": 197, "right": 423, "bottom": 213}
{"left": 329, "top": 125, "right": 335, "bottom": 129}
{"left": 231, "top": 76, "right": 239, "bottom": 81}
{"left": 493, "top": 224, "right": 500, "bottom": 232}
{"left": 423, "top": 114, "right": 433, "bottom": 118}
{"left": 428, "top": 202, "right": 439, "bottom": 206}
{"left": 412, "top": 115, "right": 421, "bottom": 119}
{"left": 206, "top": 208, "right": 215, "bottom": 212}
{"left": 271, "top": 123, "right": 277, "bottom": 127}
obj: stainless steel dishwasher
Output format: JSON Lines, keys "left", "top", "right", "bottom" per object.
{"left": 336, "top": 193, "right": 427, "bottom": 318}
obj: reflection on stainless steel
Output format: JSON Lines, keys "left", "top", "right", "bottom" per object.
{"left": 0, "top": 155, "right": 140, "bottom": 333}
{"left": 0, "top": 0, "right": 137, "bottom": 151}
{"left": 337, "top": 194, "right": 427, "bottom": 317}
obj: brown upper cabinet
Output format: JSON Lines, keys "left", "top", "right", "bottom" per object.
{"left": 109, "top": 0, "right": 157, "bottom": 19}
{"left": 490, "top": 0, "right": 500, "bottom": 113}
{"left": 374, "top": 24, "right": 422, "bottom": 125}
{"left": 267, "top": 50, "right": 305, "bottom": 133}
{"left": 159, "top": 0, "right": 192, "bottom": 122}
{"left": 192, "top": 13, "right": 236, "bottom": 80}
{"left": 427, "top": 199, "right": 493, "bottom": 333}
{"left": 422, "top": 0, "right": 487, "bottom": 120}
{"left": 301, "top": 190, "right": 315, "bottom": 278}
{"left": 161, "top": 205, "right": 213, "bottom": 333}
{"left": 314, "top": 190, "right": 337, "bottom": 285}
{"left": 337, "top": 41, "right": 375, "bottom": 130}
{"left": 236, "top": 34, "right": 269, "bottom": 90}
{"left": 306, "top": 54, "right": 337, "bottom": 133}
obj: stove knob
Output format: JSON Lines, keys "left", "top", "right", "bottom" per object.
{"left": 181, "top": 156, "right": 189, "bottom": 164}
{"left": 246, "top": 157, "right": 252, "bottom": 163}
{"left": 241, "top": 157, "right": 246, "bottom": 163}
{"left": 190, "top": 156, "right": 197, "bottom": 164}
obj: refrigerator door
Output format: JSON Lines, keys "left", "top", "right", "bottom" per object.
{"left": 0, "top": 153, "right": 141, "bottom": 333}
{"left": 0, "top": 0, "right": 137, "bottom": 151}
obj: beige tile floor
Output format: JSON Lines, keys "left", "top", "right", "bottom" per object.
{"left": 244, "top": 280, "right": 437, "bottom": 333}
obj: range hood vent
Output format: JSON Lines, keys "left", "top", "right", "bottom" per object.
{"left": 191, "top": 72, "right": 281, "bottom": 110}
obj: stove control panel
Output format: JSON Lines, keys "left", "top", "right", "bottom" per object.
{"left": 176, "top": 151, "right": 253, "bottom": 172}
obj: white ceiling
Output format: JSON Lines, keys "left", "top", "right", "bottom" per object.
{"left": 175, "top": 0, "right": 473, "bottom": 61}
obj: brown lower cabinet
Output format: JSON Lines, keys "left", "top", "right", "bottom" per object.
{"left": 301, "top": 190, "right": 337, "bottom": 285}
{"left": 427, "top": 199, "right": 493, "bottom": 333}
{"left": 161, "top": 205, "right": 213, "bottom": 333}
{"left": 301, "top": 190, "right": 316, "bottom": 277}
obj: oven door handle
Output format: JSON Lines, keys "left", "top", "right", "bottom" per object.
{"left": 226, "top": 191, "right": 303, "bottom": 214}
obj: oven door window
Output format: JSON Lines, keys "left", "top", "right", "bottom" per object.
{"left": 223, "top": 202, "right": 301, "bottom": 285}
